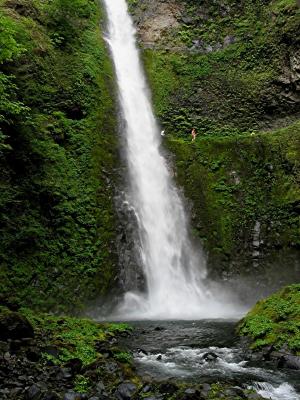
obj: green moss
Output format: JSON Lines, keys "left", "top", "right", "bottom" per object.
{"left": 167, "top": 122, "right": 300, "bottom": 274}
{"left": 0, "top": 0, "right": 119, "bottom": 311}
{"left": 21, "top": 307, "right": 132, "bottom": 365}
{"left": 74, "top": 375, "right": 91, "bottom": 393}
{"left": 138, "top": 0, "right": 299, "bottom": 136}
{"left": 238, "top": 284, "right": 300, "bottom": 353}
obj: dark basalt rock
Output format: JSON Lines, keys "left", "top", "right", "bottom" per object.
{"left": 203, "top": 352, "right": 218, "bottom": 362}
{"left": 159, "top": 382, "right": 178, "bottom": 395}
{"left": 115, "top": 382, "right": 137, "bottom": 400}
{"left": 26, "top": 384, "right": 42, "bottom": 400}
{"left": 64, "top": 358, "right": 83, "bottom": 374}
{"left": 274, "top": 353, "right": 300, "bottom": 370}
{"left": 0, "top": 311, "right": 34, "bottom": 341}
{"left": 182, "top": 388, "right": 204, "bottom": 399}
{"left": 42, "top": 393, "right": 60, "bottom": 400}
{"left": 64, "top": 391, "right": 87, "bottom": 400}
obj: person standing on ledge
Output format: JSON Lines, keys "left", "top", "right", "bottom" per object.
{"left": 191, "top": 128, "right": 197, "bottom": 142}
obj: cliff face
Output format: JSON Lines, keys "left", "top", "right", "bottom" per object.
{"left": 0, "top": 0, "right": 119, "bottom": 311}
{"left": 130, "top": 0, "right": 300, "bottom": 291}
{"left": 132, "top": 0, "right": 300, "bottom": 134}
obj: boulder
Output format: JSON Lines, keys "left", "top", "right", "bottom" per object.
{"left": 115, "top": 382, "right": 137, "bottom": 400}
{"left": 0, "top": 311, "right": 34, "bottom": 341}
{"left": 26, "top": 384, "right": 42, "bottom": 400}
{"left": 203, "top": 352, "right": 218, "bottom": 362}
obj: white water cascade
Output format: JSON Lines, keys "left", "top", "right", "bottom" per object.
{"left": 103, "top": 0, "right": 239, "bottom": 320}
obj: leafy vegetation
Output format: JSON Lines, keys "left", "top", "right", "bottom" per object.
{"left": 0, "top": 0, "right": 119, "bottom": 311}
{"left": 20, "top": 307, "right": 132, "bottom": 366}
{"left": 138, "top": 0, "right": 299, "bottom": 137}
{"left": 238, "top": 284, "right": 300, "bottom": 353}
{"left": 167, "top": 122, "right": 300, "bottom": 276}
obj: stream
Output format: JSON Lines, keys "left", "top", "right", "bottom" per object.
{"left": 120, "top": 320, "right": 300, "bottom": 400}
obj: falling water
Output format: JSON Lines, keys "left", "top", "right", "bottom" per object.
{"left": 103, "top": 0, "right": 239, "bottom": 319}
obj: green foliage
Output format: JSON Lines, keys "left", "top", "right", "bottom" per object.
{"left": 0, "top": 0, "right": 118, "bottom": 311}
{"left": 113, "top": 351, "right": 133, "bottom": 364}
{"left": 238, "top": 284, "right": 300, "bottom": 353}
{"left": 74, "top": 375, "right": 91, "bottom": 393}
{"left": 0, "top": 14, "right": 25, "bottom": 62}
{"left": 167, "top": 121, "right": 300, "bottom": 272}
{"left": 22, "top": 308, "right": 132, "bottom": 365}
{"left": 139, "top": 0, "right": 299, "bottom": 137}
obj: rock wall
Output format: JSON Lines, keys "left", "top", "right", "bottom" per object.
{"left": 0, "top": 0, "right": 120, "bottom": 311}
{"left": 130, "top": 0, "right": 300, "bottom": 293}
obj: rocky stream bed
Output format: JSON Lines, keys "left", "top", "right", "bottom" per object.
{"left": 1, "top": 302, "right": 300, "bottom": 400}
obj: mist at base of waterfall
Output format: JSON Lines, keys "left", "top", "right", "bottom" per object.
{"left": 108, "top": 280, "right": 247, "bottom": 321}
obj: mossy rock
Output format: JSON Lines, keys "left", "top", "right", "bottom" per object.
{"left": 238, "top": 284, "right": 300, "bottom": 354}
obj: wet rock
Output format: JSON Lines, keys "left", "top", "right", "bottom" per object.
{"left": 181, "top": 16, "right": 193, "bottom": 24}
{"left": 115, "top": 382, "right": 137, "bottom": 400}
{"left": 64, "top": 358, "right": 82, "bottom": 374}
{"left": 26, "top": 384, "right": 42, "bottom": 400}
{"left": 203, "top": 352, "right": 218, "bottom": 362}
{"left": 95, "top": 381, "right": 105, "bottom": 391}
{"left": 156, "top": 354, "right": 162, "bottom": 361}
{"left": 224, "top": 387, "right": 246, "bottom": 398}
{"left": 223, "top": 35, "right": 236, "bottom": 47}
{"left": 43, "top": 345, "right": 60, "bottom": 359}
{"left": 275, "top": 353, "right": 300, "bottom": 370}
{"left": 94, "top": 342, "right": 114, "bottom": 358}
{"left": 159, "top": 382, "right": 178, "bottom": 395}
{"left": 137, "top": 348, "right": 148, "bottom": 355}
{"left": 246, "top": 393, "right": 263, "bottom": 399}
{"left": 0, "top": 311, "right": 34, "bottom": 341}
{"left": 200, "top": 383, "right": 211, "bottom": 397}
{"left": 43, "top": 393, "right": 60, "bottom": 400}
{"left": 183, "top": 388, "right": 203, "bottom": 399}
{"left": 64, "top": 392, "right": 86, "bottom": 400}
{"left": 154, "top": 326, "right": 165, "bottom": 331}
{"left": 143, "top": 397, "right": 163, "bottom": 400}
{"left": 10, "top": 339, "right": 22, "bottom": 352}
{"left": 141, "top": 384, "right": 151, "bottom": 393}
{"left": 0, "top": 340, "right": 9, "bottom": 354}
{"left": 58, "top": 367, "right": 73, "bottom": 380}
{"left": 26, "top": 348, "right": 41, "bottom": 362}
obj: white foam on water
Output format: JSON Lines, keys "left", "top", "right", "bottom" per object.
{"left": 102, "top": 0, "right": 243, "bottom": 321}
{"left": 252, "top": 382, "right": 300, "bottom": 400}
{"left": 136, "top": 346, "right": 300, "bottom": 399}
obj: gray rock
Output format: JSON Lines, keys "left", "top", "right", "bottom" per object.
{"left": 95, "top": 381, "right": 105, "bottom": 394}
{"left": 64, "top": 392, "right": 85, "bottom": 400}
{"left": 26, "top": 384, "right": 41, "bottom": 400}
{"left": 43, "top": 393, "right": 60, "bottom": 400}
{"left": 203, "top": 352, "right": 218, "bottom": 362}
{"left": 115, "top": 382, "right": 137, "bottom": 400}
{"left": 223, "top": 35, "right": 236, "bottom": 47}
{"left": 247, "top": 393, "right": 262, "bottom": 399}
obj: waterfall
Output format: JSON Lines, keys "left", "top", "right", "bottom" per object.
{"left": 103, "top": 0, "right": 238, "bottom": 320}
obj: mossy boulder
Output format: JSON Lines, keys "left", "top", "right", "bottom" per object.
{"left": 0, "top": 309, "right": 34, "bottom": 340}
{"left": 238, "top": 284, "right": 300, "bottom": 354}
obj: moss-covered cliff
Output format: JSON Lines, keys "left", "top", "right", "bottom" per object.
{"left": 130, "top": 0, "right": 300, "bottom": 283}
{"left": 0, "top": 0, "right": 118, "bottom": 311}
{"left": 239, "top": 284, "right": 300, "bottom": 353}
{"left": 168, "top": 123, "right": 300, "bottom": 287}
